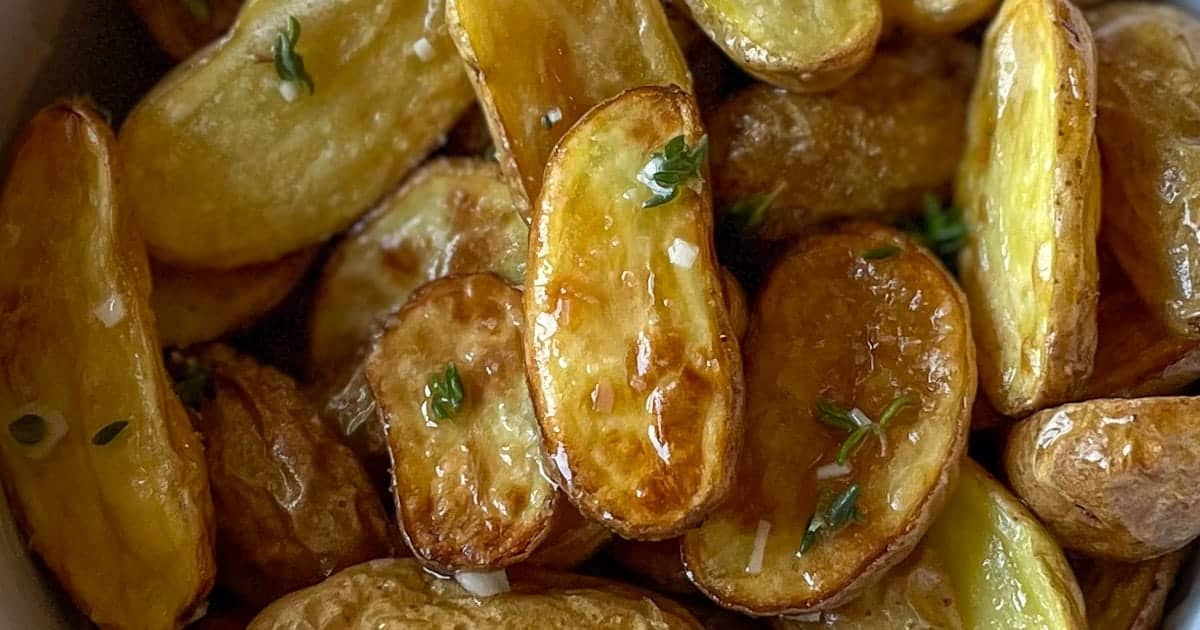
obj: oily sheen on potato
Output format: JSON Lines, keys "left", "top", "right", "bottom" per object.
{"left": 881, "top": 0, "right": 998, "bottom": 34}
{"left": 447, "top": 0, "right": 691, "bottom": 206}
{"left": 1074, "top": 548, "right": 1189, "bottom": 630}
{"left": 0, "top": 103, "right": 214, "bottom": 629}
{"left": 367, "top": 274, "right": 556, "bottom": 572}
{"left": 682, "top": 225, "right": 974, "bottom": 615}
{"left": 128, "top": 0, "right": 242, "bottom": 59}
{"left": 120, "top": 0, "right": 474, "bottom": 268}
{"left": 526, "top": 86, "right": 742, "bottom": 540}
{"left": 955, "top": 0, "right": 1101, "bottom": 417}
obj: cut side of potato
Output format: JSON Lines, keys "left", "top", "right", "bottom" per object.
{"left": 152, "top": 248, "right": 314, "bottom": 349}
{"left": 526, "top": 86, "right": 742, "bottom": 540}
{"left": 1089, "top": 4, "right": 1200, "bottom": 338}
{"left": 0, "top": 103, "right": 214, "bottom": 629}
{"left": 247, "top": 559, "right": 703, "bottom": 629}
{"left": 955, "top": 0, "right": 1100, "bottom": 417}
{"left": 680, "top": 0, "right": 882, "bottom": 92}
{"left": 525, "top": 503, "right": 613, "bottom": 571}
{"left": 1005, "top": 396, "right": 1200, "bottom": 562}
{"left": 128, "top": 0, "right": 242, "bottom": 60}
{"left": 682, "top": 224, "right": 975, "bottom": 615}
{"left": 882, "top": 0, "right": 999, "bottom": 34}
{"left": 367, "top": 274, "right": 556, "bottom": 573}
{"left": 609, "top": 538, "right": 693, "bottom": 594}
{"left": 1074, "top": 547, "right": 1189, "bottom": 630}
{"left": 446, "top": 0, "right": 691, "bottom": 206}
{"left": 194, "top": 344, "right": 392, "bottom": 606}
{"left": 120, "top": 0, "right": 474, "bottom": 268}
{"left": 708, "top": 36, "right": 977, "bottom": 241}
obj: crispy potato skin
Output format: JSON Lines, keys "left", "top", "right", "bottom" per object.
{"left": 127, "top": 0, "right": 242, "bottom": 59}
{"left": 682, "top": 225, "right": 975, "bottom": 615}
{"left": 525, "top": 503, "right": 613, "bottom": 570}
{"left": 1074, "top": 548, "right": 1189, "bottom": 630}
{"left": 719, "top": 268, "right": 750, "bottom": 341}
{"left": 247, "top": 559, "right": 702, "bottom": 629}
{"left": 680, "top": 0, "right": 882, "bottom": 92}
{"left": 367, "top": 274, "right": 555, "bottom": 573}
{"left": 526, "top": 86, "right": 743, "bottom": 540}
{"left": 121, "top": 0, "right": 474, "bottom": 268}
{"left": 447, "top": 0, "right": 691, "bottom": 206}
{"left": 609, "top": 538, "right": 693, "bottom": 594}
{"left": 195, "top": 345, "right": 391, "bottom": 606}
{"left": 152, "top": 248, "right": 314, "bottom": 349}
{"left": 882, "top": 0, "right": 998, "bottom": 34}
{"left": 708, "top": 36, "right": 976, "bottom": 241}
{"left": 1089, "top": 4, "right": 1200, "bottom": 338}
{"left": 955, "top": 0, "right": 1100, "bottom": 417}
{"left": 0, "top": 103, "right": 215, "bottom": 629}
{"left": 1005, "top": 397, "right": 1200, "bottom": 561}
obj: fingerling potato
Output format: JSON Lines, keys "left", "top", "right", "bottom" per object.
{"left": 367, "top": 274, "right": 556, "bottom": 572}
{"left": 682, "top": 224, "right": 975, "bottom": 615}
{"left": 955, "top": 0, "right": 1101, "bottom": 416}
{"left": 1074, "top": 548, "right": 1189, "bottom": 630}
{"left": 128, "top": 0, "right": 241, "bottom": 60}
{"left": 525, "top": 503, "right": 613, "bottom": 570}
{"left": 526, "top": 86, "right": 743, "bottom": 540}
{"left": 0, "top": 103, "right": 214, "bottom": 629}
{"left": 121, "top": 0, "right": 475, "bottom": 268}
{"left": 679, "top": 0, "right": 883, "bottom": 92}
{"left": 446, "top": 0, "right": 691, "bottom": 206}
{"left": 882, "top": 0, "right": 999, "bottom": 34}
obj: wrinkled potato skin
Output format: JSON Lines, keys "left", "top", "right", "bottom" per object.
{"left": 882, "top": 0, "right": 998, "bottom": 34}
{"left": 1074, "top": 548, "right": 1188, "bottom": 630}
{"left": 128, "top": 0, "right": 242, "bottom": 59}
{"left": 525, "top": 503, "right": 613, "bottom": 570}
{"left": 121, "top": 0, "right": 474, "bottom": 268}
{"left": 247, "top": 559, "right": 702, "bottom": 629}
{"left": 1089, "top": 4, "right": 1200, "bottom": 337}
{"left": 0, "top": 103, "right": 214, "bottom": 629}
{"left": 708, "top": 36, "right": 976, "bottom": 241}
{"left": 152, "top": 248, "right": 314, "bottom": 349}
{"left": 609, "top": 538, "right": 693, "bottom": 594}
{"left": 196, "top": 345, "right": 391, "bottom": 606}
{"left": 1005, "top": 397, "right": 1200, "bottom": 561}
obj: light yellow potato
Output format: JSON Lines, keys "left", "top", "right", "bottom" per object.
{"left": 955, "top": 0, "right": 1101, "bottom": 416}
{"left": 1074, "top": 548, "right": 1189, "bottom": 630}
{"left": 121, "top": 0, "right": 474, "bottom": 268}
{"left": 128, "top": 0, "right": 242, "bottom": 60}
{"left": 883, "top": 0, "right": 998, "bottom": 34}
{"left": 447, "top": 0, "right": 691, "bottom": 206}
{"left": 0, "top": 103, "right": 214, "bottom": 629}
{"left": 680, "top": 0, "right": 882, "bottom": 92}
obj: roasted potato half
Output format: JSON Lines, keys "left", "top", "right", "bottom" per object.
{"left": 367, "top": 274, "right": 556, "bottom": 572}
{"left": 610, "top": 538, "right": 694, "bottom": 594}
{"left": 0, "top": 103, "right": 214, "bottom": 629}
{"left": 708, "top": 36, "right": 976, "bottom": 241}
{"left": 1006, "top": 397, "right": 1200, "bottom": 561}
{"left": 680, "top": 0, "right": 883, "bottom": 92}
{"left": 128, "top": 0, "right": 242, "bottom": 60}
{"left": 526, "top": 86, "right": 742, "bottom": 540}
{"left": 525, "top": 503, "right": 613, "bottom": 570}
{"left": 447, "top": 0, "right": 691, "bottom": 206}
{"left": 193, "top": 345, "right": 391, "bottom": 606}
{"left": 120, "top": 0, "right": 474, "bottom": 268}
{"left": 1090, "top": 4, "right": 1200, "bottom": 337}
{"left": 152, "top": 248, "right": 314, "bottom": 349}
{"left": 955, "top": 0, "right": 1101, "bottom": 417}
{"left": 882, "top": 0, "right": 999, "bottom": 34}
{"left": 247, "top": 559, "right": 703, "bottom": 629}
{"left": 682, "top": 224, "right": 975, "bottom": 615}
{"left": 1074, "top": 548, "right": 1189, "bottom": 630}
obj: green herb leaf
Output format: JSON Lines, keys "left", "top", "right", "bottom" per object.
{"left": 861, "top": 245, "right": 901, "bottom": 261}
{"left": 181, "top": 0, "right": 210, "bottom": 21}
{"left": 272, "top": 16, "right": 315, "bottom": 95}
{"left": 816, "top": 395, "right": 915, "bottom": 465}
{"left": 638, "top": 134, "right": 708, "bottom": 209}
{"left": 799, "top": 484, "right": 862, "bottom": 555}
{"left": 719, "top": 183, "right": 784, "bottom": 242}
{"left": 9, "top": 414, "right": 45, "bottom": 446}
{"left": 171, "top": 360, "right": 214, "bottom": 412}
{"left": 815, "top": 399, "right": 856, "bottom": 432}
{"left": 92, "top": 420, "right": 129, "bottom": 446}
{"left": 427, "top": 362, "right": 465, "bottom": 421}
{"left": 904, "top": 194, "right": 967, "bottom": 269}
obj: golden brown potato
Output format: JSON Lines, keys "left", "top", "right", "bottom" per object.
{"left": 121, "top": 0, "right": 474, "bottom": 268}
{"left": 882, "top": 0, "right": 998, "bottom": 34}
{"left": 679, "top": 0, "right": 882, "bottom": 92}
{"left": 609, "top": 538, "right": 693, "bottom": 594}
{"left": 525, "top": 503, "right": 613, "bottom": 570}
{"left": 447, "top": 0, "right": 691, "bottom": 206}
{"left": 194, "top": 344, "right": 391, "bottom": 606}
{"left": 661, "top": 0, "right": 742, "bottom": 113}
{"left": 682, "top": 224, "right": 975, "bottom": 615}
{"left": 312, "top": 362, "right": 390, "bottom": 478}
{"left": 1074, "top": 548, "right": 1188, "bottom": 630}
{"left": 152, "top": 248, "right": 314, "bottom": 349}
{"left": 1006, "top": 397, "right": 1200, "bottom": 561}
{"left": 720, "top": 268, "right": 750, "bottom": 341}
{"left": 247, "top": 559, "right": 703, "bottom": 629}
{"left": 526, "top": 86, "right": 743, "bottom": 540}
{"left": 367, "top": 275, "right": 556, "bottom": 573}
{"left": 708, "top": 36, "right": 976, "bottom": 241}
{"left": 1089, "top": 4, "right": 1200, "bottom": 337}
{"left": 0, "top": 103, "right": 214, "bottom": 629}
{"left": 128, "top": 0, "right": 242, "bottom": 60}
{"left": 955, "top": 0, "right": 1101, "bottom": 417}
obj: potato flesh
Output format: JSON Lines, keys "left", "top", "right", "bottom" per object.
{"left": 128, "top": 0, "right": 242, "bottom": 59}
{"left": 0, "top": 104, "right": 214, "bottom": 628}
{"left": 368, "top": 274, "right": 555, "bottom": 572}
{"left": 682, "top": 226, "right": 974, "bottom": 614}
{"left": 955, "top": 0, "right": 1100, "bottom": 416}
{"left": 526, "top": 86, "right": 741, "bottom": 539}
{"left": 1074, "top": 548, "right": 1188, "bottom": 630}
{"left": 121, "top": 0, "right": 474, "bottom": 268}
{"left": 882, "top": 0, "right": 998, "bottom": 34}
{"left": 447, "top": 0, "right": 691, "bottom": 205}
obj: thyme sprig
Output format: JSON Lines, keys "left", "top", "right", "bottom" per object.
{"left": 638, "top": 135, "right": 708, "bottom": 209}
{"left": 816, "top": 395, "right": 915, "bottom": 465}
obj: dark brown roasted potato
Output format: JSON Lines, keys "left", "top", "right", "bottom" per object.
{"left": 1075, "top": 548, "right": 1189, "bottom": 630}
{"left": 128, "top": 0, "right": 242, "bottom": 60}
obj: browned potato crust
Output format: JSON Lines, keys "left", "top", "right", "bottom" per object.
{"left": 720, "top": 268, "right": 750, "bottom": 341}
{"left": 525, "top": 503, "right": 613, "bottom": 570}
{"left": 1074, "top": 548, "right": 1189, "bottom": 630}
{"left": 682, "top": 224, "right": 975, "bottom": 615}
{"left": 1006, "top": 397, "right": 1200, "bottom": 561}
{"left": 708, "top": 36, "right": 976, "bottom": 241}
{"left": 882, "top": 0, "right": 998, "bottom": 34}
{"left": 194, "top": 344, "right": 391, "bottom": 606}
{"left": 0, "top": 103, "right": 214, "bottom": 629}
{"left": 128, "top": 0, "right": 242, "bottom": 60}
{"left": 609, "top": 538, "right": 694, "bottom": 594}
{"left": 526, "top": 86, "right": 743, "bottom": 540}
